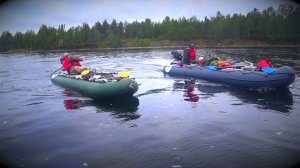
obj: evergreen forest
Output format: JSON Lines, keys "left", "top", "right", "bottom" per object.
{"left": 0, "top": 3, "right": 299, "bottom": 52}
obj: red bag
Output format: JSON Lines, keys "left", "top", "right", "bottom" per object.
{"left": 258, "top": 60, "right": 273, "bottom": 69}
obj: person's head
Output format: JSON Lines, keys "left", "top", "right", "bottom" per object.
{"left": 198, "top": 57, "right": 204, "bottom": 61}
{"left": 63, "top": 53, "right": 69, "bottom": 57}
{"left": 189, "top": 43, "right": 195, "bottom": 48}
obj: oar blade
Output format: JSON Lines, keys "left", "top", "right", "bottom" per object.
{"left": 118, "top": 71, "right": 132, "bottom": 78}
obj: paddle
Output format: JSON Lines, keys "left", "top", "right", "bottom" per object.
{"left": 50, "top": 67, "right": 63, "bottom": 76}
{"left": 205, "top": 65, "right": 248, "bottom": 71}
{"left": 205, "top": 60, "right": 256, "bottom": 71}
{"left": 170, "top": 60, "right": 178, "bottom": 65}
{"left": 205, "top": 64, "right": 276, "bottom": 73}
{"left": 95, "top": 71, "right": 132, "bottom": 78}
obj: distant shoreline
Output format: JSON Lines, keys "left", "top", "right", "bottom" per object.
{"left": 2, "top": 44, "right": 300, "bottom": 54}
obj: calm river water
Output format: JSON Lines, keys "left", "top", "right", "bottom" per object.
{"left": 0, "top": 47, "right": 300, "bottom": 168}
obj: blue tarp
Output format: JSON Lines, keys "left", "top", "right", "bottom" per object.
{"left": 261, "top": 67, "right": 277, "bottom": 74}
{"left": 205, "top": 65, "right": 217, "bottom": 71}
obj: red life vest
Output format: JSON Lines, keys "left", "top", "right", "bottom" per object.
{"left": 183, "top": 48, "right": 196, "bottom": 63}
{"left": 189, "top": 48, "right": 196, "bottom": 60}
{"left": 257, "top": 60, "right": 273, "bottom": 69}
{"left": 62, "top": 56, "right": 81, "bottom": 71}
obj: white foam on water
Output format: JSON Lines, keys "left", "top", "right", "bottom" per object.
{"left": 138, "top": 58, "right": 173, "bottom": 66}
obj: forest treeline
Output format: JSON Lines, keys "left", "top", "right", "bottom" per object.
{"left": 0, "top": 3, "right": 299, "bottom": 52}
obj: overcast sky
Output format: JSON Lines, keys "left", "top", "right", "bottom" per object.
{"left": 0, "top": 0, "right": 297, "bottom": 34}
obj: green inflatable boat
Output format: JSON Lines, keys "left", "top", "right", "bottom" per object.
{"left": 51, "top": 70, "right": 139, "bottom": 99}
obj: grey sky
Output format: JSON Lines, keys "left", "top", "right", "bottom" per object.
{"left": 0, "top": 0, "right": 295, "bottom": 34}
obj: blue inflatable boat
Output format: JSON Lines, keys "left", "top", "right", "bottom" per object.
{"left": 163, "top": 65, "right": 296, "bottom": 89}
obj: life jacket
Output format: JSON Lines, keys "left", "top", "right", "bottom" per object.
{"left": 257, "top": 59, "right": 273, "bottom": 69}
{"left": 189, "top": 48, "right": 196, "bottom": 60}
{"left": 62, "top": 56, "right": 81, "bottom": 71}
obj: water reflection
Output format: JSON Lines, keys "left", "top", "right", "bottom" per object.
{"left": 228, "top": 87, "right": 294, "bottom": 113}
{"left": 173, "top": 80, "right": 200, "bottom": 102}
{"left": 63, "top": 89, "right": 140, "bottom": 121}
{"left": 172, "top": 80, "right": 294, "bottom": 113}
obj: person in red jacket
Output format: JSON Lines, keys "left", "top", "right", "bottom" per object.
{"left": 182, "top": 43, "right": 197, "bottom": 65}
{"left": 61, "top": 53, "right": 86, "bottom": 74}
{"left": 189, "top": 43, "right": 196, "bottom": 63}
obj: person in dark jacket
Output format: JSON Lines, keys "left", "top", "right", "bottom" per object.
{"left": 171, "top": 50, "right": 183, "bottom": 61}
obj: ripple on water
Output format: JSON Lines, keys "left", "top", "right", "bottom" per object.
{"left": 0, "top": 49, "right": 300, "bottom": 168}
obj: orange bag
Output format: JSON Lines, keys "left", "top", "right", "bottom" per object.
{"left": 217, "top": 61, "right": 232, "bottom": 68}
